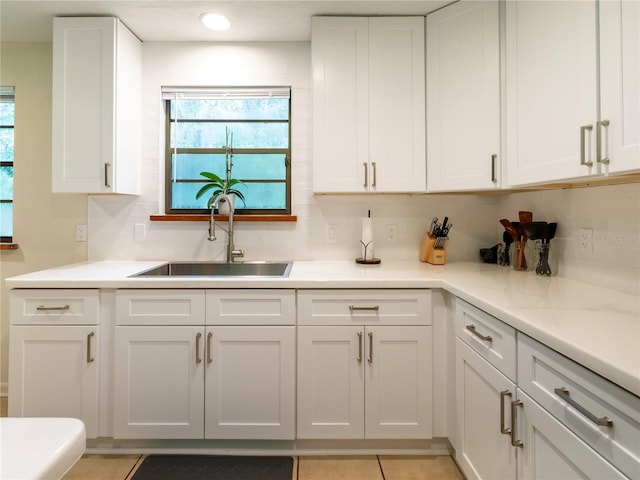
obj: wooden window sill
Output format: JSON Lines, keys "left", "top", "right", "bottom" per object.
{"left": 150, "top": 214, "right": 297, "bottom": 222}
{"left": 0, "top": 243, "right": 19, "bottom": 250}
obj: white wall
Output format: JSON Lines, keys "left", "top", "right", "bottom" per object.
{"left": 0, "top": 42, "right": 88, "bottom": 391}
{"left": 87, "top": 42, "right": 500, "bottom": 264}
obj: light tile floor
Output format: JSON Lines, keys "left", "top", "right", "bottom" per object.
{"left": 1, "top": 398, "right": 464, "bottom": 480}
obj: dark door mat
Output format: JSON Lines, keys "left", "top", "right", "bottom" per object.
{"left": 131, "top": 455, "right": 294, "bottom": 480}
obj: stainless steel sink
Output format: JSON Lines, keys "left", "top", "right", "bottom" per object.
{"left": 131, "top": 261, "right": 292, "bottom": 278}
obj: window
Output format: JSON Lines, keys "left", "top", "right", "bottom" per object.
{"left": 0, "top": 87, "right": 15, "bottom": 242}
{"left": 163, "top": 87, "right": 291, "bottom": 215}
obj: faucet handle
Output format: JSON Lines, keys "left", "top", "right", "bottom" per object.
{"left": 231, "top": 249, "right": 245, "bottom": 261}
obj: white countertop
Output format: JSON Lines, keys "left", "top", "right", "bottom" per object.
{"left": 6, "top": 260, "right": 640, "bottom": 397}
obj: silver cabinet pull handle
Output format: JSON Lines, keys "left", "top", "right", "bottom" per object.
{"left": 372, "top": 162, "right": 377, "bottom": 187}
{"left": 207, "top": 332, "right": 213, "bottom": 364}
{"left": 500, "top": 390, "right": 512, "bottom": 436}
{"left": 466, "top": 324, "right": 492, "bottom": 343}
{"left": 367, "top": 332, "right": 373, "bottom": 363}
{"left": 104, "top": 162, "right": 112, "bottom": 188}
{"left": 87, "top": 332, "right": 95, "bottom": 363}
{"left": 349, "top": 305, "right": 379, "bottom": 312}
{"left": 357, "top": 332, "right": 363, "bottom": 363}
{"left": 510, "top": 399, "right": 523, "bottom": 448}
{"left": 195, "top": 332, "right": 202, "bottom": 364}
{"left": 597, "top": 119, "right": 610, "bottom": 165}
{"left": 554, "top": 387, "right": 613, "bottom": 427}
{"left": 580, "top": 124, "right": 594, "bottom": 167}
{"left": 37, "top": 305, "right": 70, "bottom": 311}
{"left": 491, "top": 154, "right": 497, "bottom": 183}
{"left": 363, "top": 162, "right": 368, "bottom": 188}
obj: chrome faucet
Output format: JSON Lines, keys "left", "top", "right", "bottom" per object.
{"left": 208, "top": 193, "right": 244, "bottom": 263}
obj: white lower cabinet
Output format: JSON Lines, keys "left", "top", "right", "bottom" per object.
{"left": 9, "top": 325, "right": 100, "bottom": 438}
{"left": 456, "top": 339, "right": 516, "bottom": 480}
{"left": 113, "top": 326, "right": 205, "bottom": 439}
{"left": 516, "top": 390, "right": 628, "bottom": 480}
{"left": 204, "top": 326, "right": 295, "bottom": 440}
{"left": 8, "top": 289, "right": 101, "bottom": 438}
{"left": 455, "top": 298, "right": 518, "bottom": 480}
{"left": 455, "top": 298, "right": 639, "bottom": 480}
{"left": 113, "top": 289, "right": 295, "bottom": 440}
{"left": 297, "top": 290, "right": 433, "bottom": 440}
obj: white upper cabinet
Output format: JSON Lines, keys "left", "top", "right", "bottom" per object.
{"left": 52, "top": 17, "right": 141, "bottom": 194}
{"left": 505, "top": 1, "right": 599, "bottom": 186}
{"left": 599, "top": 0, "right": 640, "bottom": 175}
{"left": 312, "top": 16, "right": 426, "bottom": 193}
{"left": 505, "top": 0, "right": 639, "bottom": 186}
{"left": 426, "top": 1, "right": 501, "bottom": 192}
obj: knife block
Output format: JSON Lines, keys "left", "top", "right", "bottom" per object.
{"left": 419, "top": 233, "right": 449, "bottom": 265}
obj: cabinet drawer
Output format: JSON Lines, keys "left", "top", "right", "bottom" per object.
{"left": 206, "top": 290, "right": 295, "bottom": 325}
{"left": 297, "top": 289, "right": 431, "bottom": 326}
{"left": 10, "top": 289, "right": 100, "bottom": 325}
{"left": 518, "top": 334, "right": 640, "bottom": 479}
{"left": 116, "top": 290, "right": 205, "bottom": 325}
{"left": 455, "top": 299, "right": 516, "bottom": 381}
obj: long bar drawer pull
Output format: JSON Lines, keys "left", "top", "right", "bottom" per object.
{"left": 466, "top": 324, "right": 492, "bottom": 343}
{"left": 207, "top": 332, "right": 213, "bottom": 364}
{"left": 554, "top": 387, "right": 613, "bottom": 427}
{"left": 580, "top": 124, "right": 594, "bottom": 167}
{"left": 195, "top": 333, "right": 202, "bottom": 364}
{"left": 349, "top": 305, "right": 379, "bottom": 312}
{"left": 500, "top": 390, "right": 512, "bottom": 436}
{"left": 367, "top": 332, "right": 373, "bottom": 363}
{"left": 86, "top": 332, "right": 95, "bottom": 363}
{"left": 510, "top": 400, "right": 523, "bottom": 448}
{"left": 37, "top": 305, "right": 70, "bottom": 312}
{"left": 357, "top": 332, "right": 363, "bottom": 363}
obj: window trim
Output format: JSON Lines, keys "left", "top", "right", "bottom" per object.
{"left": 162, "top": 87, "right": 292, "bottom": 216}
{"left": 0, "top": 86, "right": 15, "bottom": 243}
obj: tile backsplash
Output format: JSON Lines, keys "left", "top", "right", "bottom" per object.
{"left": 88, "top": 41, "right": 639, "bottom": 294}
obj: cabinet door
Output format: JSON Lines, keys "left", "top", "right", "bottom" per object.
{"left": 517, "top": 391, "right": 627, "bottom": 480}
{"left": 365, "top": 326, "right": 432, "bottom": 439}
{"left": 599, "top": 0, "right": 640, "bottom": 174}
{"left": 8, "top": 326, "right": 99, "bottom": 438}
{"left": 426, "top": 1, "right": 500, "bottom": 192}
{"left": 297, "top": 326, "right": 364, "bottom": 439}
{"left": 369, "top": 17, "right": 426, "bottom": 192}
{"left": 456, "top": 339, "right": 516, "bottom": 480}
{"left": 205, "top": 326, "right": 295, "bottom": 439}
{"left": 113, "top": 326, "right": 204, "bottom": 439}
{"left": 505, "top": 1, "right": 598, "bottom": 186}
{"left": 312, "top": 17, "right": 369, "bottom": 192}
{"left": 52, "top": 17, "right": 140, "bottom": 194}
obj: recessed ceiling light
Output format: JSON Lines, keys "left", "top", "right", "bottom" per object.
{"left": 201, "top": 13, "right": 231, "bottom": 31}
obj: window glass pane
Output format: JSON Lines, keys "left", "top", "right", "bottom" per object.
{"left": 0, "top": 101, "right": 15, "bottom": 125}
{"left": 171, "top": 182, "right": 209, "bottom": 209}
{"left": 171, "top": 121, "right": 288, "bottom": 149}
{"left": 0, "top": 128, "right": 14, "bottom": 161}
{"left": 231, "top": 154, "right": 287, "bottom": 180}
{"left": 172, "top": 98, "right": 289, "bottom": 121}
{"left": 172, "top": 153, "right": 227, "bottom": 180}
{"left": 243, "top": 183, "right": 286, "bottom": 209}
{"left": 0, "top": 203, "right": 13, "bottom": 237}
{"left": 0, "top": 166, "right": 13, "bottom": 199}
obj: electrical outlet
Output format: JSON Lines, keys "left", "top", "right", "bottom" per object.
{"left": 579, "top": 227, "right": 593, "bottom": 254}
{"left": 386, "top": 224, "right": 397, "bottom": 241}
{"left": 327, "top": 224, "right": 337, "bottom": 243}
{"left": 75, "top": 224, "right": 87, "bottom": 242}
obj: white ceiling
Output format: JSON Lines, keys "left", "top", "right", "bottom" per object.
{"left": 0, "top": 1, "right": 452, "bottom": 43}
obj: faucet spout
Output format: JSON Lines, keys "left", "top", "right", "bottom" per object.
{"left": 208, "top": 193, "right": 244, "bottom": 263}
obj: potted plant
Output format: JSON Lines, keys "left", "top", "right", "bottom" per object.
{"left": 195, "top": 128, "right": 246, "bottom": 214}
